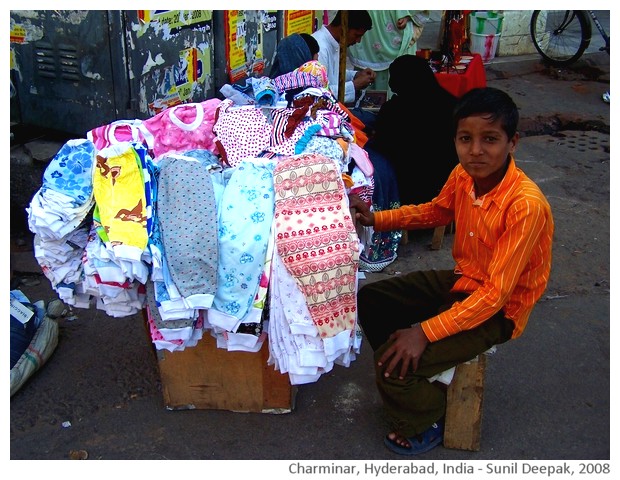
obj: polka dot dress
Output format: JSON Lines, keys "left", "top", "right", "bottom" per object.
{"left": 156, "top": 154, "right": 218, "bottom": 308}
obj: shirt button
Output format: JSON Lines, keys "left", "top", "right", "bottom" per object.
{"left": 469, "top": 232, "right": 474, "bottom": 237}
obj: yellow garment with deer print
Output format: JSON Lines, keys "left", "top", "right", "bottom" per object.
{"left": 92, "top": 142, "right": 148, "bottom": 261}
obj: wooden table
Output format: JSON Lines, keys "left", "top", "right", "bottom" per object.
{"left": 434, "top": 53, "right": 487, "bottom": 98}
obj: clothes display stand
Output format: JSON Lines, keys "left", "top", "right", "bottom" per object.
{"left": 156, "top": 334, "right": 295, "bottom": 413}
{"left": 26, "top": 73, "right": 372, "bottom": 415}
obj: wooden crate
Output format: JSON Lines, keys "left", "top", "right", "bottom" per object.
{"left": 443, "top": 354, "right": 487, "bottom": 451}
{"left": 156, "top": 334, "right": 295, "bottom": 413}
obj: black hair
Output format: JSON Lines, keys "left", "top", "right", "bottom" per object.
{"left": 453, "top": 87, "right": 519, "bottom": 138}
{"left": 300, "top": 33, "right": 319, "bottom": 57}
{"left": 331, "top": 11, "right": 373, "bottom": 31}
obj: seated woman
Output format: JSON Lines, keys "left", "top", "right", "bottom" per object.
{"left": 371, "top": 54, "right": 459, "bottom": 206}
{"left": 357, "top": 55, "right": 459, "bottom": 271}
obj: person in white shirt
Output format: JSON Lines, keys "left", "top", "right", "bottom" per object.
{"left": 313, "top": 11, "right": 377, "bottom": 131}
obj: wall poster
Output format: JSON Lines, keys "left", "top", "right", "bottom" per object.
{"left": 284, "top": 10, "right": 314, "bottom": 36}
{"left": 225, "top": 10, "right": 266, "bottom": 83}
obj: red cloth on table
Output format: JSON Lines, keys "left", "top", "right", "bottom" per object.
{"left": 434, "top": 53, "right": 487, "bottom": 98}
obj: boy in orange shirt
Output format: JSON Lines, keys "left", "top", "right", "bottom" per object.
{"left": 349, "top": 87, "right": 554, "bottom": 455}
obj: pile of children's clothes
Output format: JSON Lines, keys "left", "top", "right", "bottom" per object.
{"left": 26, "top": 61, "right": 376, "bottom": 385}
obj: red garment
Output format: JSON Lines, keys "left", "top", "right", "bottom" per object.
{"left": 273, "top": 153, "right": 360, "bottom": 339}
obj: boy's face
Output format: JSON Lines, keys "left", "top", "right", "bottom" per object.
{"left": 454, "top": 113, "right": 518, "bottom": 195}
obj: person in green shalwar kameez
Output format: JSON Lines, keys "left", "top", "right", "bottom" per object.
{"left": 349, "top": 11, "right": 429, "bottom": 99}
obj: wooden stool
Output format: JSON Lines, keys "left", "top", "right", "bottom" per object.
{"left": 443, "top": 354, "right": 487, "bottom": 451}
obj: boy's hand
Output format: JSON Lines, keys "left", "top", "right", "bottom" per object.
{"left": 378, "top": 324, "right": 429, "bottom": 379}
{"left": 348, "top": 194, "right": 374, "bottom": 226}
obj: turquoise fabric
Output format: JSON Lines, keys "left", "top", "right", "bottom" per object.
{"left": 349, "top": 11, "right": 428, "bottom": 96}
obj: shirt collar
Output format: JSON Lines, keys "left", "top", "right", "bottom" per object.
{"left": 463, "top": 155, "right": 519, "bottom": 209}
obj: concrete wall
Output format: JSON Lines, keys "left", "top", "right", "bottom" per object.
{"left": 496, "top": 10, "right": 538, "bottom": 56}
{"left": 418, "top": 10, "right": 537, "bottom": 57}
{"left": 420, "top": 10, "right": 609, "bottom": 58}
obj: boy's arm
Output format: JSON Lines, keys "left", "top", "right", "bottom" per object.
{"left": 373, "top": 201, "right": 450, "bottom": 232}
{"left": 373, "top": 169, "right": 457, "bottom": 232}
{"left": 421, "top": 198, "right": 552, "bottom": 342}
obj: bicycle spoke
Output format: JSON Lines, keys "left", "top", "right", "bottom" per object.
{"left": 530, "top": 10, "right": 591, "bottom": 66}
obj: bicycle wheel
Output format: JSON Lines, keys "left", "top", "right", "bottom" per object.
{"left": 530, "top": 10, "right": 592, "bottom": 67}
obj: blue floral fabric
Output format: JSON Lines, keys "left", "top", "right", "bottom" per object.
{"left": 42, "top": 138, "right": 95, "bottom": 207}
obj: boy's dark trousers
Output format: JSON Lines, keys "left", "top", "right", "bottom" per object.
{"left": 357, "top": 269, "right": 514, "bottom": 436}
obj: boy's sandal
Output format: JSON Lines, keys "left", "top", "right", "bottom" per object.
{"left": 383, "top": 421, "right": 444, "bottom": 456}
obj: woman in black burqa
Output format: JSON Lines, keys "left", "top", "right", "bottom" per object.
{"left": 370, "top": 54, "right": 459, "bottom": 205}
{"left": 356, "top": 54, "right": 458, "bottom": 271}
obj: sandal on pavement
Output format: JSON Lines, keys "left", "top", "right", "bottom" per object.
{"left": 383, "top": 420, "right": 444, "bottom": 456}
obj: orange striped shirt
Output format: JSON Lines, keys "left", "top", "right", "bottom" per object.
{"left": 373, "top": 156, "right": 554, "bottom": 341}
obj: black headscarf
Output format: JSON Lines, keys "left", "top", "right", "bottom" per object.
{"left": 370, "top": 54, "right": 460, "bottom": 205}
{"left": 300, "top": 33, "right": 319, "bottom": 58}
{"left": 388, "top": 54, "right": 442, "bottom": 98}
{"left": 268, "top": 34, "right": 313, "bottom": 79}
